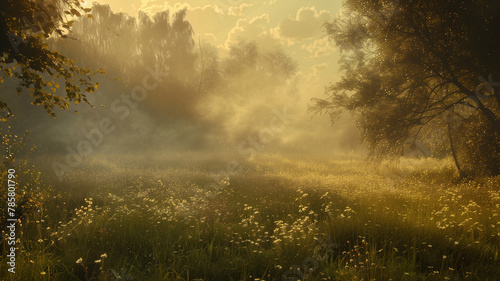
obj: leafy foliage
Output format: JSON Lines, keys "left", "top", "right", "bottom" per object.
{"left": 311, "top": 0, "right": 500, "bottom": 174}
{"left": 0, "top": 0, "right": 102, "bottom": 118}
{"left": 0, "top": 125, "right": 52, "bottom": 225}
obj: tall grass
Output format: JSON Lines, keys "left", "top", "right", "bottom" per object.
{"left": 1, "top": 153, "right": 499, "bottom": 280}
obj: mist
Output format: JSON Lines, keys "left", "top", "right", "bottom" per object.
{"left": 4, "top": 3, "right": 364, "bottom": 165}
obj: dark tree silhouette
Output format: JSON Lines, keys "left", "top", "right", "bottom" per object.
{"left": 311, "top": 0, "right": 500, "bottom": 175}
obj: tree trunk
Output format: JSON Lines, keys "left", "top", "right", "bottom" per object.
{"left": 197, "top": 36, "right": 204, "bottom": 94}
{"left": 450, "top": 79, "right": 500, "bottom": 136}
{"left": 447, "top": 122, "right": 463, "bottom": 177}
{"left": 474, "top": 98, "right": 500, "bottom": 135}
{"left": 459, "top": 85, "right": 500, "bottom": 136}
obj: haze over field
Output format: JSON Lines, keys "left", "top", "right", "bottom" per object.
{"left": 3, "top": 0, "right": 360, "bottom": 166}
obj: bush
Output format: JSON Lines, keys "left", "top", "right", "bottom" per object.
{"left": 454, "top": 111, "right": 500, "bottom": 177}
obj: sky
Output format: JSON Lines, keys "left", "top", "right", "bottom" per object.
{"left": 84, "top": 0, "right": 343, "bottom": 100}
{"left": 72, "top": 0, "right": 362, "bottom": 156}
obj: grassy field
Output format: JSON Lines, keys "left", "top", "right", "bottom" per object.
{"left": 1, "top": 153, "right": 500, "bottom": 280}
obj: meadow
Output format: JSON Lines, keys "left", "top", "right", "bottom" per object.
{"left": 1, "top": 152, "right": 500, "bottom": 280}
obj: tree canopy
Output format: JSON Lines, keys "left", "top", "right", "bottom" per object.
{"left": 311, "top": 0, "right": 500, "bottom": 174}
{"left": 0, "top": 0, "right": 101, "bottom": 119}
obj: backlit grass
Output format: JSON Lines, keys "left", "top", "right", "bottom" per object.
{"left": 1, "top": 153, "right": 499, "bottom": 280}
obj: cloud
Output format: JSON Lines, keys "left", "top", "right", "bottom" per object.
{"left": 277, "top": 6, "right": 332, "bottom": 42}
{"left": 312, "top": 63, "right": 328, "bottom": 72}
{"left": 227, "top": 3, "right": 254, "bottom": 16}
{"left": 139, "top": 0, "right": 252, "bottom": 18}
{"left": 302, "top": 37, "right": 336, "bottom": 57}
{"left": 135, "top": 2, "right": 237, "bottom": 46}
{"left": 224, "top": 14, "right": 281, "bottom": 50}
{"left": 202, "top": 32, "right": 218, "bottom": 44}
{"left": 138, "top": 0, "right": 193, "bottom": 15}
{"left": 87, "top": 0, "right": 142, "bottom": 16}
{"left": 306, "top": 63, "right": 329, "bottom": 83}
{"left": 187, "top": 5, "right": 228, "bottom": 32}
{"left": 137, "top": 1, "right": 227, "bottom": 21}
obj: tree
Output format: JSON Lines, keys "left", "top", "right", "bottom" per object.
{"left": 311, "top": 0, "right": 500, "bottom": 175}
{"left": 50, "top": 4, "right": 201, "bottom": 123}
{"left": 0, "top": 0, "right": 102, "bottom": 119}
